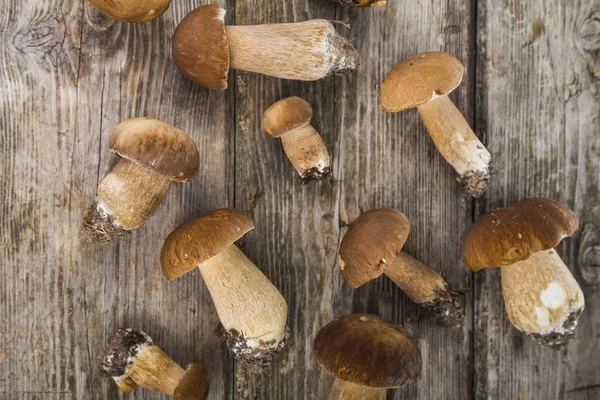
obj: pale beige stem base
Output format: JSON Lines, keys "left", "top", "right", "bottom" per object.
{"left": 198, "top": 244, "right": 288, "bottom": 369}
{"left": 384, "top": 251, "right": 463, "bottom": 327}
{"left": 226, "top": 20, "right": 358, "bottom": 81}
{"left": 417, "top": 96, "right": 491, "bottom": 198}
{"left": 128, "top": 345, "right": 185, "bottom": 396}
{"left": 281, "top": 124, "right": 331, "bottom": 181}
{"left": 328, "top": 379, "right": 386, "bottom": 400}
{"left": 502, "top": 249, "right": 585, "bottom": 347}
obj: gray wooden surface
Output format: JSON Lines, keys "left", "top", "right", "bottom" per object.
{"left": 1, "top": 0, "right": 598, "bottom": 399}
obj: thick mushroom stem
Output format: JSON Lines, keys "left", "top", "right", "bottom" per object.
{"left": 501, "top": 249, "right": 585, "bottom": 347}
{"left": 197, "top": 244, "right": 288, "bottom": 370}
{"left": 127, "top": 346, "right": 185, "bottom": 395}
{"left": 328, "top": 379, "right": 386, "bottom": 400}
{"left": 383, "top": 252, "right": 463, "bottom": 327}
{"left": 417, "top": 95, "right": 491, "bottom": 198}
{"left": 225, "top": 20, "right": 358, "bottom": 81}
{"left": 281, "top": 124, "right": 331, "bottom": 182}
{"left": 81, "top": 158, "right": 170, "bottom": 243}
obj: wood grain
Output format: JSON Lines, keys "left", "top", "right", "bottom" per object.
{"left": 0, "top": 0, "right": 597, "bottom": 399}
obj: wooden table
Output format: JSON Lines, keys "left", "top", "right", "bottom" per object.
{"left": 1, "top": 0, "right": 598, "bottom": 399}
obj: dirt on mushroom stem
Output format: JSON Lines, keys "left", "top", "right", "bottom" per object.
{"left": 420, "top": 287, "right": 464, "bottom": 328}
{"left": 529, "top": 307, "right": 584, "bottom": 348}
{"left": 302, "top": 166, "right": 332, "bottom": 183}
{"left": 80, "top": 203, "right": 130, "bottom": 245}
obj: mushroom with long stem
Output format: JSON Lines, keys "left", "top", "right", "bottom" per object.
{"left": 88, "top": 0, "right": 172, "bottom": 23}
{"left": 339, "top": 209, "right": 464, "bottom": 327}
{"left": 160, "top": 208, "right": 288, "bottom": 372}
{"left": 313, "top": 314, "right": 422, "bottom": 399}
{"left": 463, "top": 198, "right": 585, "bottom": 347}
{"left": 262, "top": 97, "right": 331, "bottom": 182}
{"left": 329, "top": 0, "right": 387, "bottom": 6}
{"left": 381, "top": 52, "right": 491, "bottom": 198}
{"left": 80, "top": 117, "right": 199, "bottom": 244}
{"left": 99, "top": 328, "right": 209, "bottom": 399}
{"left": 172, "top": 5, "right": 359, "bottom": 90}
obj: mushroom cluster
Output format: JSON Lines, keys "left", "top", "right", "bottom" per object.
{"left": 100, "top": 328, "right": 209, "bottom": 399}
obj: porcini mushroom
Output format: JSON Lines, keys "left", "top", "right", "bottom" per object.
{"left": 313, "top": 314, "right": 421, "bottom": 399}
{"left": 160, "top": 208, "right": 288, "bottom": 371}
{"left": 80, "top": 117, "right": 199, "bottom": 244}
{"left": 381, "top": 52, "right": 491, "bottom": 197}
{"left": 99, "top": 328, "right": 209, "bottom": 399}
{"left": 88, "top": 0, "right": 171, "bottom": 23}
{"left": 329, "top": 0, "right": 387, "bottom": 6}
{"left": 339, "top": 209, "right": 463, "bottom": 327}
{"left": 262, "top": 97, "right": 331, "bottom": 182}
{"left": 463, "top": 198, "right": 585, "bottom": 347}
{"left": 172, "top": 5, "right": 358, "bottom": 90}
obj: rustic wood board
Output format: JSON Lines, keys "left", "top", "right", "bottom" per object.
{"left": 0, "top": 1, "right": 597, "bottom": 399}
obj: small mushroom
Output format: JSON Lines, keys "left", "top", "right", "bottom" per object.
{"left": 160, "top": 208, "right": 288, "bottom": 371}
{"left": 339, "top": 209, "right": 464, "bottom": 328}
{"left": 80, "top": 117, "right": 199, "bottom": 244}
{"left": 172, "top": 5, "right": 358, "bottom": 90}
{"left": 262, "top": 97, "right": 331, "bottom": 182}
{"left": 88, "top": 0, "right": 171, "bottom": 23}
{"left": 381, "top": 52, "right": 492, "bottom": 198}
{"left": 313, "top": 314, "right": 421, "bottom": 399}
{"left": 99, "top": 328, "right": 209, "bottom": 399}
{"left": 329, "top": 0, "right": 387, "bottom": 6}
{"left": 463, "top": 198, "right": 585, "bottom": 347}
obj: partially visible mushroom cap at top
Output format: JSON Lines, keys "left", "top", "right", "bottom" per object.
{"left": 463, "top": 198, "right": 579, "bottom": 271}
{"left": 109, "top": 117, "right": 200, "bottom": 182}
{"left": 381, "top": 52, "right": 464, "bottom": 112}
{"left": 338, "top": 209, "right": 410, "bottom": 287}
{"left": 330, "top": 0, "right": 387, "bottom": 6}
{"left": 172, "top": 5, "right": 230, "bottom": 90}
{"left": 262, "top": 97, "right": 313, "bottom": 138}
{"left": 160, "top": 208, "right": 255, "bottom": 280}
{"left": 313, "top": 314, "right": 422, "bottom": 388}
{"left": 88, "top": 0, "right": 172, "bottom": 23}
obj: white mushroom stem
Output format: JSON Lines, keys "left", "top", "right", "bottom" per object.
{"left": 384, "top": 251, "right": 448, "bottom": 304}
{"left": 197, "top": 244, "right": 288, "bottom": 349}
{"left": 328, "top": 379, "right": 386, "bottom": 400}
{"left": 97, "top": 158, "right": 170, "bottom": 229}
{"left": 417, "top": 95, "right": 491, "bottom": 197}
{"left": 501, "top": 249, "right": 585, "bottom": 345}
{"left": 126, "top": 345, "right": 185, "bottom": 396}
{"left": 225, "top": 20, "right": 358, "bottom": 81}
{"left": 281, "top": 124, "right": 331, "bottom": 180}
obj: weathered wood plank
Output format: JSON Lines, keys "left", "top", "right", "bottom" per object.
{"left": 474, "top": 0, "right": 600, "bottom": 398}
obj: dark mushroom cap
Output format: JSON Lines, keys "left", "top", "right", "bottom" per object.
{"left": 88, "top": 0, "right": 172, "bottom": 23}
{"left": 463, "top": 198, "right": 579, "bottom": 271}
{"left": 173, "top": 363, "right": 210, "bottom": 400}
{"left": 161, "top": 208, "right": 255, "bottom": 280}
{"left": 338, "top": 209, "right": 410, "bottom": 287}
{"left": 262, "top": 97, "right": 313, "bottom": 138}
{"left": 109, "top": 117, "right": 199, "bottom": 182}
{"left": 172, "top": 5, "right": 230, "bottom": 90}
{"left": 99, "top": 328, "right": 153, "bottom": 378}
{"left": 381, "top": 52, "right": 464, "bottom": 112}
{"left": 313, "top": 314, "right": 422, "bottom": 388}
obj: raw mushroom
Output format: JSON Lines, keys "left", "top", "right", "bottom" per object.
{"left": 339, "top": 209, "right": 464, "bottom": 328}
{"left": 88, "top": 0, "right": 171, "bottom": 23}
{"left": 172, "top": 4, "right": 358, "bottom": 90}
{"left": 262, "top": 97, "right": 331, "bottom": 182}
{"left": 463, "top": 198, "right": 585, "bottom": 347}
{"left": 99, "top": 328, "right": 209, "bottom": 399}
{"left": 381, "top": 52, "right": 491, "bottom": 198}
{"left": 160, "top": 208, "right": 288, "bottom": 372}
{"left": 329, "top": 0, "right": 387, "bottom": 6}
{"left": 80, "top": 117, "right": 199, "bottom": 244}
{"left": 313, "top": 314, "right": 421, "bottom": 399}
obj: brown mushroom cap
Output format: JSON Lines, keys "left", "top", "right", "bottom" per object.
{"left": 161, "top": 208, "right": 255, "bottom": 280}
{"left": 463, "top": 198, "right": 579, "bottom": 271}
{"left": 88, "top": 0, "right": 172, "bottom": 23}
{"left": 173, "top": 363, "right": 210, "bottom": 400}
{"left": 338, "top": 209, "right": 410, "bottom": 288}
{"left": 261, "top": 97, "right": 313, "bottom": 138}
{"left": 313, "top": 314, "right": 422, "bottom": 388}
{"left": 381, "top": 52, "right": 464, "bottom": 112}
{"left": 172, "top": 5, "right": 230, "bottom": 90}
{"left": 109, "top": 117, "right": 200, "bottom": 182}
